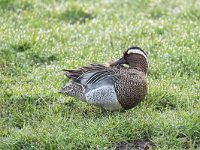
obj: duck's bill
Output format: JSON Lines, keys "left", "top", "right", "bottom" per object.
{"left": 110, "top": 57, "right": 127, "bottom": 66}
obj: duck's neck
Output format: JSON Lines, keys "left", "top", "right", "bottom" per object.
{"left": 128, "top": 54, "right": 148, "bottom": 75}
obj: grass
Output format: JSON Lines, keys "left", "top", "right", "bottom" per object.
{"left": 0, "top": 0, "right": 200, "bottom": 149}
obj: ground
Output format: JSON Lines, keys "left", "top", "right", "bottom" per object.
{"left": 0, "top": 0, "right": 200, "bottom": 149}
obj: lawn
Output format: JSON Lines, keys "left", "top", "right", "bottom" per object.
{"left": 0, "top": 0, "right": 200, "bottom": 149}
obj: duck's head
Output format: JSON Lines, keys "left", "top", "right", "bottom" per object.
{"left": 110, "top": 46, "right": 148, "bottom": 74}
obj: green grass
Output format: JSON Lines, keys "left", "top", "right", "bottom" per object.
{"left": 0, "top": 0, "right": 200, "bottom": 149}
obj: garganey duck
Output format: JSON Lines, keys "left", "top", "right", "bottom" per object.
{"left": 59, "top": 46, "right": 148, "bottom": 111}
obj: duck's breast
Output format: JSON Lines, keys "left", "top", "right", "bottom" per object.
{"left": 114, "top": 70, "right": 147, "bottom": 110}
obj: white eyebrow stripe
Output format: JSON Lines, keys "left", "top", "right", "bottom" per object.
{"left": 127, "top": 49, "right": 148, "bottom": 62}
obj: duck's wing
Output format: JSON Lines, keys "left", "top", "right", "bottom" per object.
{"left": 63, "top": 64, "right": 118, "bottom": 92}
{"left": 63, "top": 64, "right": 107, "bottom": 80}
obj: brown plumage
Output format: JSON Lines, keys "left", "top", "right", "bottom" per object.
{"left": 59, "top": 46, "right": 148, "bottom": 111}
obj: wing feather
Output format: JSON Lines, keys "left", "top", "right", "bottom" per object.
{"left": 62, "top": 64, "right": 117, "bottom": 92}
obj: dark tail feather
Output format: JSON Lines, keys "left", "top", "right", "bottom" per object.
{"left": 58, "top": 82, "right": 74, "bottom": 95}
{"left": 58, "top": 82, "right": 85, "bottom": 100}
{"left": 62, "top": 69, "right": 83, "bottom": 79}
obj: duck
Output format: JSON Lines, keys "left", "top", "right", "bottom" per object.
{"left": 59, "top": 46, "right": 148, "bottom": 111}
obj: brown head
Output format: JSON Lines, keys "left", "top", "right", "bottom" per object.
{"left": 110, "top": 46, "right": 148, "bottom": 74}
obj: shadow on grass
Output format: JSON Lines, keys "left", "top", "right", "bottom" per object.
{"left": 57, "top": 7, "right": 94, "bottom": 24}
{"left": 145, "top": 91, "right": 177, "bottom": 112}
{"left": 1, "top": 93, "right": 57, "bottom": 129}
{"left": 149, "top": 6, "right": 167, "bottom": 19}
{"left": 178, "top": 6, "right": 200, "bottom": 21}
{"left": 0, "top": 41, "right": 57, "bottom": 76}
{"left": 113, "top": 139, "right": 155, "bottom": 150}
{"left": 11, "top": 41, "right": 58, "bottom": 65}
{"left": 0, "top": 0, "right": 33, "bottom": 11}
{"left": 12, "top": 42, "right": 32, "bottom": 52}
{"left": 31, "top": 54, "right": 57, "bottom": 65}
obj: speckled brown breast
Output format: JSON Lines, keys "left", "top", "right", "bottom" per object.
{"left": 114, "top": 68, "right": 147, "bottom": 110}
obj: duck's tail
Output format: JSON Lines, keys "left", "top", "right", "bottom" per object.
{"left": 58, "top": 82, "right": 85, "bottom": 101}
